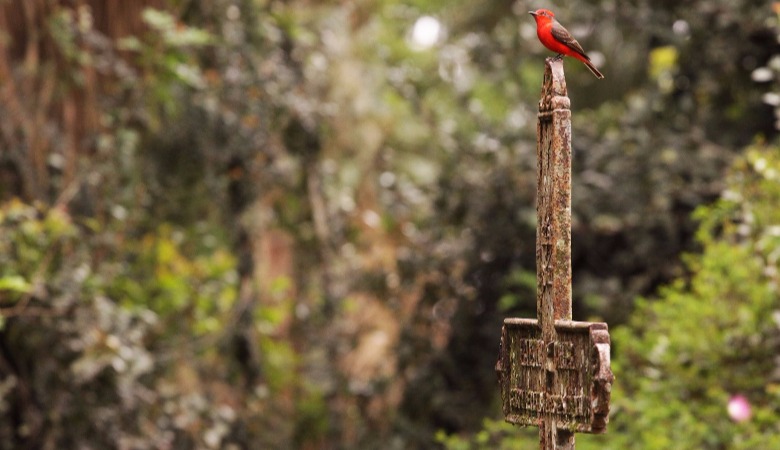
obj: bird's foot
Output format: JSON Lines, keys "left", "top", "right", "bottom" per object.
{"left": 553, "top": 54, "right": 564, "bottom": 61}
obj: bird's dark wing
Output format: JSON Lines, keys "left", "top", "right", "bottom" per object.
{"left": 551, "top": 20, "right": 590, "bottom": 60}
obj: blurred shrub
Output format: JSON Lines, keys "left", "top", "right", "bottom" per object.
{"left": 609, "top": 145, "right": 780, "bottom": 449}
{"left": 438, "top": 144, "right": 780, "bottom": 449}
{"left": 0, "top": 200, "right": 255, "bottom": 449}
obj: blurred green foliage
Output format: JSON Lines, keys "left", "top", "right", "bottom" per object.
{"left": 608, "top": 146, "right": 780, "bottom": 449}
{"left": 0, "top": 0, "right": 779, "bottom": 448}
{"left": 0, "top": 199, "right": 244, "bottom": 448}
{"left": 439, "top": 144, "right": 780, "bottom": 449}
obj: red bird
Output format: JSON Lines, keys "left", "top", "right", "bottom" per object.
{"left": 529, "top": 9, "right": 604, "bottom": 79}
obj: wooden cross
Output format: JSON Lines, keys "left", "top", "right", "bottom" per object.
{"left": 495, "top": 58, "right": 614, "bottom": 450}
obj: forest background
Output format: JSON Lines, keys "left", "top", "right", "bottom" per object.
{"left": 1, "top": 0, "right": 780, "bottom": 448}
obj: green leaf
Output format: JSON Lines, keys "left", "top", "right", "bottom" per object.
{"left": 0, "top": 275, "right": 32, "bottom": 294}
{"left": 141, "top": 8, "right": 176, "bottom": 31}
{"left": 117, "top": 36, "right": 142, "bottom": 52}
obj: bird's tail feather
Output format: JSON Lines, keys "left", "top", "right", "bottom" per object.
{"left": 583, "top": 60, "right": 604, "bottom": 79}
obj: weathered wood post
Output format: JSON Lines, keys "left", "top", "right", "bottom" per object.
{"left": 495, "top": 58, "right": 614, "bottom": 449}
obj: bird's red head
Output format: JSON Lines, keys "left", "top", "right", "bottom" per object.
{"left": 528, "top": 9, "right": 555, "bottom": 21}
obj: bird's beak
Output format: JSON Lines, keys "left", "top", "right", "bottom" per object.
{"left": 528, "top": 11, "right": 537, "bottom": 16}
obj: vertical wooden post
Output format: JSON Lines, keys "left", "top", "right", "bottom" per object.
{"left": 536, "top": 57, "right": 573, "bottom": 450}
{"left": 495, "top": 58, "right": 613, "bottom": 450}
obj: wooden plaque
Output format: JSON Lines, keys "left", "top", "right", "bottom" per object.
{"left": 495, "top": 318, "right": 613, "bottom": 433}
